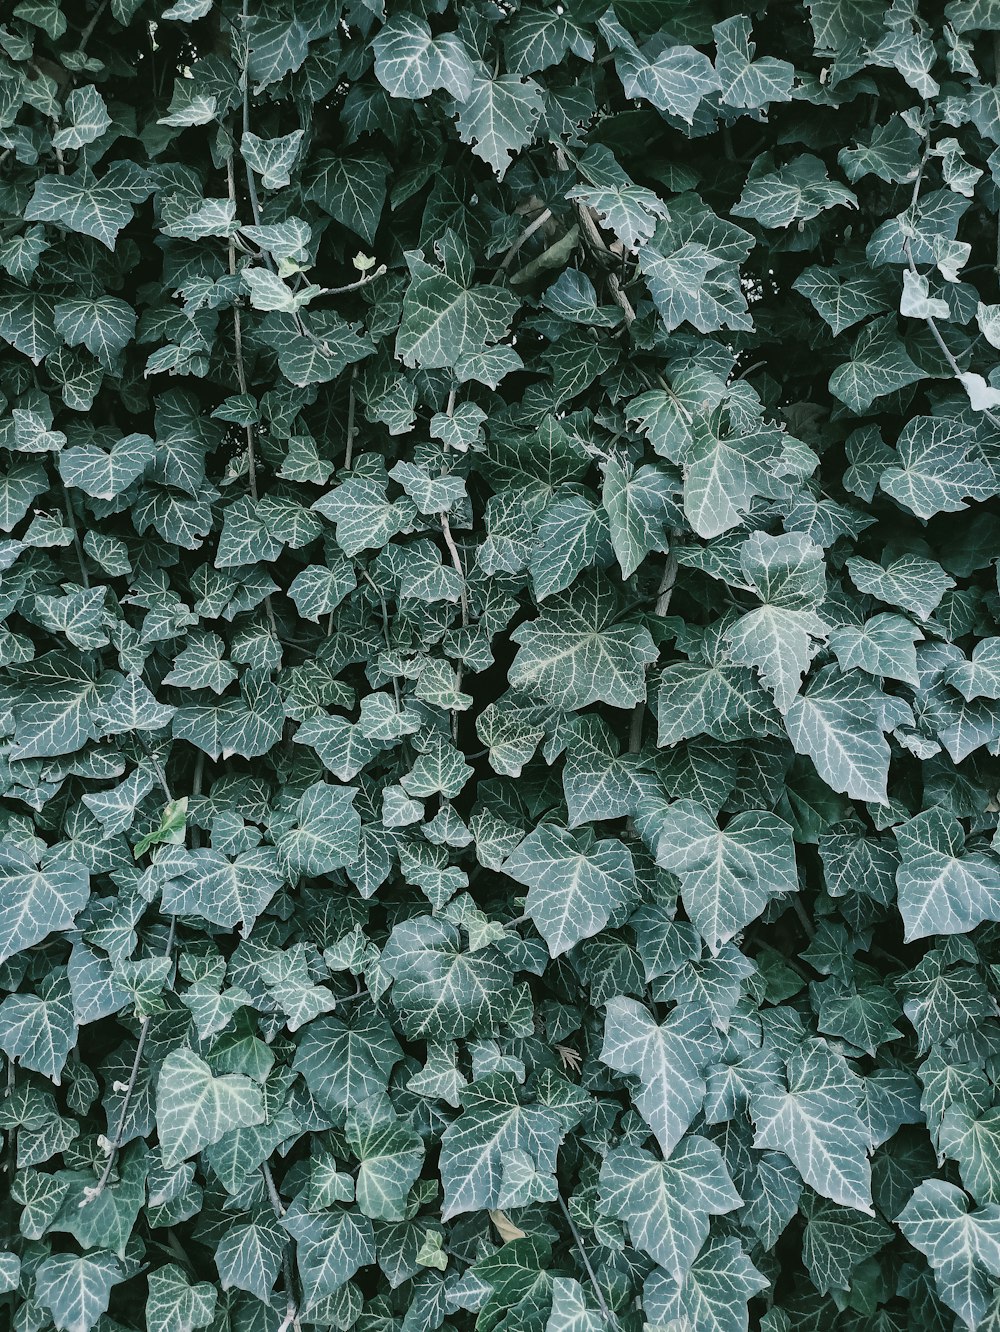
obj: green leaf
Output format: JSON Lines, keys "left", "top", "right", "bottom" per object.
{"left": 714, "top": 14, "right": 794, "bottom": 107}
{"left": 454, "top": 73, "right": 544, "bottom": 179}
{"left": 895, "top": 806, "right": 1000, "bottom": 942}
{"left": 146, "top": 1265, "right": 216, "bottom": 1332}
{"left": 155, "top": 1044, "right": 265, "bottom": 1168}
{"left": 530, "top": 495, "right": 609, "bottom": 600}
{"left": 503, "top": 824, "right": 635, "bottom": 957}
{"left": 349, "top": 1116, "right": 425, "bottom": 1221}
{"left": 158, "top": 846, "right": 285, "bottom": 931}
{"left": 879, "top": 414, "right": 995, "bottom": 519}
{"left": 34, "top": 1253, "right": 124, "bottom": 1332}
{"left": 293, "top": 1009, "right": 403, "bottom": 1115}
{"left": 381, "top": 916, "right": 511, "bottom": 1037}
{"left": 25, "top": 166, "right": 148, "bottom": 250}
{"left": 601, "top": 997, "right": 720, "bottom": 1157}
{"left": 645, "top": 1235, "right": 768, "bottom": 1332}
{"left": 59, "top": 432, "right": 155, "bottom": 498}
{"left": 509, "top": 577, "right": 657, "bottom": 711}
{"left": 600, "top": 1136, "right": 741, "bottom": 1278}
{"left": 637, "top": 196, "right": 755, "bottom": 335}
{"left": 602, "top": 461, "right": 678, "bottom": 578}
{"left": 372, "top": 14, "right": 475, "bottom": 100}
{"left": 784, "top": 668, "right": 890, "bottom": 804}
{"left": 734, "top": 155, "right": 857, "bottom": 229}
{"left": 241, "top": 129, "right": 303, "bottom": 191}
{"left": 898, "top": 1180, "right": 1000, "bottom": 1328}
{"left": 752, "top": 1039, "right": 873, "bottom": 1213}
{"left": 304, "top": 152, "right": 389, "bottom": 243}
{"left": 792, "top": 264, "right": 890, "bottom": 335}
{"left": 215, "top": 1218, "right": 286, "bottom": 1301}
{"left": 277, "top": 782, "right": 361, "bottom": 878}
{"left": 396, "top": 246, "right": 519, "bottom": 370}
{"left": 0, "top": 848, "right": 90, "bottom": 967}
{"left": 54, "top": 297, "right": 135, "bottom": 367}
{"left": 0, "top": 971, "right": 76, "bottom": 1083}
{"left": 438, "top": 1071, "right": 564, "bottom": 1219}
{"left": 281, "top": 1202, "right": 376, "bottom": 1307}
{"left": 829, "top": 316, "right": 926, "bottom": 413}
{"left": 724, "top": 532, "right": 828, "bottom": 712}
{"left": 653, "top": 801, "right": 798, "bottom": 953}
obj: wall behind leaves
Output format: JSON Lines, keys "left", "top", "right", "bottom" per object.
{"left": 2, "top": 0, "right": 1000, "bottom": 1329}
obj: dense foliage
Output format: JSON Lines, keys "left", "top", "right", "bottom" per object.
{"left": 8, "top": 1, "right": 1000, "bottom": 1330}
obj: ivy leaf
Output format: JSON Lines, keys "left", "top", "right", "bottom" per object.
{"left": 59, "top": 432, "right": 155, "bottom": 499}
{"left": 281, "top": 1202, "right": 376, "bottom": 1308}
{"left": 894, "top": 806, "right": 1000, "bottom": 941}
{"left": 725, "top": 532, "right": 828, "bottom": 712}
{"left": 34, "top": 1253, "right": 124, "bottom": 1332}
{"left": 52, "top": 86, "right": 112, "bottom": 149}
{"left": 372, "top": 14, "right": 475, "bottom": 100}
{"left": 215, "top": 1218, "right": 286, "bottom": 1301}
{"left": 784, "top": 668, "right": 890, "bottom": 804}
{"left": 601, "top": 997, "right": 720, "bottom": 1157}
{"left": 381, "top": 916, "right": 511, "bottom": 1037}
{"left": 509, "top": 577, "right": 657, "bottom": 711}
{"left": 602, "top": 461, "right": 679, "bottom": 578}
{"left": 879, "top": 414, "right": 994, "bottom": 518}
{"left": 25, "top": 166, "right": 148, "bottom": 250}
{"left": 155, "top": 1045, "right": 265, "bottom": 1168}
{"left": 751, "top": 1040, "right": 874, "bottom": 1213}
{"left": 158, "top": 846, "right": 285, "bottom": 932}
{"left": 293, "top": 1009, "right": 403, "bottom": 1115}
{"left": 503, "top": 824, "right": 635, "bottom": 957}
{"left": 829, "top": 315, "right": 925, "bottom": 413}
{"left": 637, "top": 196, "right": 755, "bottom": 335}
{"left": 644, "top": 1235, "right": 768, "bottom": 1332}
{"left": 349, "top": 1115, "right": 424, "bottom": 1221}
{"left": 277, "top": 782, "right": 361, "bottom": 878}
{"left": 898, "top": 1180, "right": 1000, "bottom": 1328}
{"left": 0, "top": 971, "right": 76, "bottom": 1083}
{"left": 396, "top": 245, "right": 519, "bottom": 370}
{"left": 304, "top": 152, "right": 389, "bottom": 243}
{"left": 653, "top": 802, "right": 798, "bottom": 953}
{"left": 714, "top": 15, "right": 795, "bottom": 108}
{"left": 53, "top": 298, "right": 136, "bottom": 367}
{"left": 439, "top": 1071, "right": 565, "bottom": 1219}
{"left": 599, "top": 1137, "right": 742, "bottom": 1278}
{"left": 454, "top": 73, "right": 544, "bottom": 179}
{"left": 0, "top": 848, "right": 90, "bottom": 967}
{"left": 146, "top": 1265, "right": 216, "bottom": 1332}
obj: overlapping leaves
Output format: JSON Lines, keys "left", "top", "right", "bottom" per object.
{"left": 3, "top": 3, "right": 1000, "bottom": 1332}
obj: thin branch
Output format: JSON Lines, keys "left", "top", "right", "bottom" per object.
{"left": 439, "top": 387, "right": 466, "bottom": 742}
{"left": 495, "top": 206, "right": 553, "bottom": 276}
{"left": 190, "top": 751, "right": 205, "bottom": 849}
{"left": 137, "top": 735, "right": 172, "bottom": 803}
{"left": 557, "top": 1194, "right": 617, "bottom": 1328}
{"left": 62, "top": 485, "right": 89, "bottom": 588}
{"left": 344, "top": 368, "right": 357, "bottom": 472}
{"left": 440, "top": 516, "right": 469, "bottom": 629}
{"left": 790, "top": 896, "right": 815, "bottom": 940}
{"left": 79, "top": 0, "right": 109, "bottom": 51}
{"left": 554, "top": 146, "right": 634, "bottom": 325}
{"left": 360, "top": 566, "right": 401, "bottom": 710}
{"left": 240, "top": 0, "right": 263, "bottom": 230}
{"left": 261, "top": 1162, "right": 303, "bottom": 1332}
{"left": 654, "top": 551, "right": 678, "bottom": 618}
{"left": 226, "top": 149, "right": 258, "bottom": 501}
{"left": 628, "top": 554, "right": 677, "bottom": 772}
{"left": 317, "top": 266, "right": 386, "bottom": 298}
{"left": 88, "top": 908, "right": 178, "bottom": 1199}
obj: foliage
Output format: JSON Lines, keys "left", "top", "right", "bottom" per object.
{"left": 4, "top": 1, "right": 1000, "bottom": 1331}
